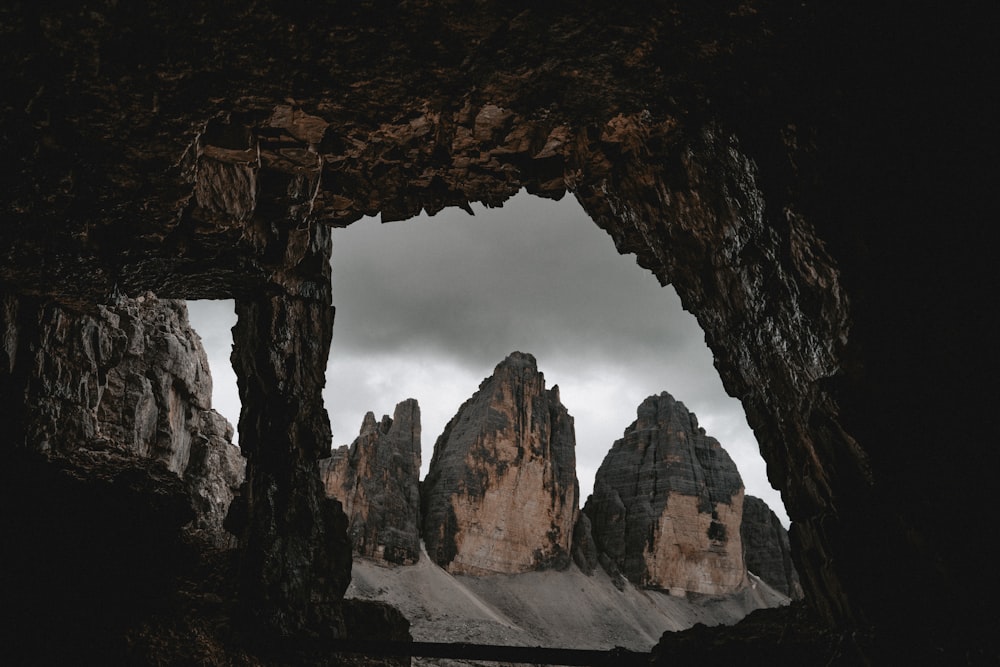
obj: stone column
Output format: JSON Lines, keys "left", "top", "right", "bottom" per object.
{"left": 231, "top": 222, "right": 351, "bottom": 636}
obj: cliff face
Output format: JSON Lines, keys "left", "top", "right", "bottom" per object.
{"left": 3, "top": 1, "right": 996, "bottom": 657}
{"left": 741, "top": 495, "right": 802, "bottom": 600}
{"left": 584, "top": 392, "right": 746, "bottom": 596}
{"left": 421, "top": 352, "right": 578, "bottom": 575}
{"left": 320, "top": 399, "right": 422, "bottom": 565}
{"left": 0, "top": 292, "right": 244, "bottom": 538}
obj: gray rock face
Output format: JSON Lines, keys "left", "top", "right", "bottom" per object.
{"left": 421, "top": 352, "right": 579, "bottom": 575}
{"left": 741, "top": 495, "right": 802, "bottom": 600}
{"left": 0, "top": 292, "right": 245, "bottom": 541}
{"left": 320, "top": 399, "right": 422, "bottom": 565}
{"left": 584, "top": 392, "right": 746, "bottom": 595}
{"left": 571, "top": 512, "right": 599, "bottom": 576}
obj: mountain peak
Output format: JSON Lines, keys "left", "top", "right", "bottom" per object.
{"left": 494, "top": 350, "right": 539, "bottom": 373}
{"left": 585, "top": 392, "right": 747, "bottom": 596}
{"left": 422, "top": 353, "right": 578, "bottom": 575}
{"left": 320, "top": 398, "right": 422, "bottom": 565}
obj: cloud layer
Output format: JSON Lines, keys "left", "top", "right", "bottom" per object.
{"left": 187, "top": 190, "right": 789, "bottom": 526}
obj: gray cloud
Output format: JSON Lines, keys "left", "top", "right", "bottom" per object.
{"left": 188, "top": 190, "right": 789, "bottom": 526}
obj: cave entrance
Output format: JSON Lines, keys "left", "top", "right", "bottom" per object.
{"left": 185, "top": 190, "right": 787, "bottom": 520}
{"left": 323, "top": 189, "right": 785, "bottom": 522}
{"left": 186, "top": 190, "right": 786, "bottom": 522}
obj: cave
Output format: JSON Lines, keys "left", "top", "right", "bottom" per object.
{"left": 1, "top": 1, "right": 996, "bottom": 663}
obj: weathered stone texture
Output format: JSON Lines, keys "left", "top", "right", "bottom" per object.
{"left": 320, "top": 399, "right": 422, "bottom": 565}
{"left": 570, "top": 512, "right": 599, "bottom": 576}
{"left": 229, "top": 219, "right": 353, "bottom": 637}
{"left": 742, "top": 495, "right": 803, "bottom": 600}
{"left": 422, "top": 352, "right": 579, "bottom": 575}
{"left": 231, "top": 290, "right": 352, "bottom": 636}
{"left": 0, "top": 291, "right": 244, "bottom": 539}
{"left": 584, "top": 392, "right": 746, "bottom": 596}
{"left": 3, "top": 2, "right": 997, "bottom": 658}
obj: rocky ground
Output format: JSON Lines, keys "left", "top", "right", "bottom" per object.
{"left": 347, "top": 544, "right": 789, "bottom": 656}
{"left": 0, "top": 448, "right": 411, "bottom": 666}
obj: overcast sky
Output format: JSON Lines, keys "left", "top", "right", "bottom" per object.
{"left": 187, "top": 190, "right": 789, "bottom": 526}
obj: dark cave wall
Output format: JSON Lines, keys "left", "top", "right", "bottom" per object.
{"left": 1, "top": 0, "right": 997, "bottom": 656}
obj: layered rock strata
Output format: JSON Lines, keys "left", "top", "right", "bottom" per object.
{"left": 320, "top": 399, "right": 422, "bottom": 565}
{"left": 741, "top": 495, "right": 802, "bottom": 600}
{"left": 421, "top": 352, "right": 579, "bottom": 575}
{"left": 0, "top": 291, "right": 244, "bottom": 539}
{"left": 584, "top": 392, "right": 746, "bottom": 596}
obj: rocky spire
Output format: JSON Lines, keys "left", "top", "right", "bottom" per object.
{"left": 741, "top": 495, "right": 802, "bottom": 599}
{"left": 421, "top": 352, "right": 579, "bottom": 575}
{"left": 320, "top": 399, "right": 422, "bottom": 565}
{"left": 584, "top": 392, "right": 746, "bottom": 595}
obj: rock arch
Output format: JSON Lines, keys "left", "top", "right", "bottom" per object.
{"left": 2, "top": 1, "right": 995, "bottom": 658}
{"left": 200, "top": 96, "right": 861, "bottom": 622}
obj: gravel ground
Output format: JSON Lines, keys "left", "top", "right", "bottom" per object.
{"left": 347, "top": 543, "right": 790, "bottom": 662}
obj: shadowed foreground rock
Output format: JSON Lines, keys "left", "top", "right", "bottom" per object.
{"left": 321, "top": 399, "right": 423, "bottom": 565}
{"left": 2, "top": 0, "right": 997, "bottom": 660}
{"left": 650, "top": 603, "right": 845, "bottom": 667}
{"left": 0, "top": 292, "right": 244, "bottom": 539}
{"left": 0, "top": 449, "right": 197, "bottom": 664}
{"left": 231, "top": 287, "right": 352, "bottom": 636}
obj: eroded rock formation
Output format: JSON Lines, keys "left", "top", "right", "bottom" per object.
{"left": 585, "top": 392, "right": 746, "bottom": 596}
{"left": 741, "top": 495, "right": 802, "bottom": 600}
{"left": 2, "top": 1, "right": 996, "bottom": 659}
{"left": 0, "top": 291, "right": 244, "bottom": 538}
{"left": 320, "top": 399, "right": 422, "bottom": 565}
{"left": 422, "top": 352, "right": 578, "bottom": 575}
{"left": 229, "top": 219, "right": 352, "bottom": 637}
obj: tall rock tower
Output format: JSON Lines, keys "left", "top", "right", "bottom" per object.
{"left": 421, "top": 352, "right": 579, "bottom": 575}
{"left": 584, "top": 392, "right": 746, "bottom": 595}
{"left": 320, "top": 398, "right": 422, "bottom": 565}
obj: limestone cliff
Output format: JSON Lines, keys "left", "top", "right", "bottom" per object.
{"left": 320, "top": 399, "right": 422, "bottom": 565}
{"left": 584, "top": 392, "right": 746, "bottom": 596}
{"left": 421, "top": 352, "right": 578, "bottom": 575}
{"left": 741, "top": 495, "right": 802, "bottom": 600}
{"left": 0, "top": 292, "right": 244, "bottom": 539}
{"left": 3, "top": 1, "right": 996, "bottom": 657}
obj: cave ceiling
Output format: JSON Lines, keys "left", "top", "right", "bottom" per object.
{"left": 0, "top": 0, "right": 820, "bottom": 305}
{"left": 3, "top": 0, "right": 998, "bottom": 655}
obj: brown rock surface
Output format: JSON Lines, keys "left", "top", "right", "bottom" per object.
{"left": 1, "top": 1, "right": 996, "bottom": 658}
{"left": 320, "top": 399, "right": 422, "bottom": 565}
{"left": 584, "top": 392, "right": 746, "bottom": 596}
{"left": 0, "top": 291, "right": 244, "bottom": 538}
{"left": 741, "top": 495, "right": 803, "bottom": 600}
{"left": 421, "top": 352, "right": 579, "bottom": 575}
